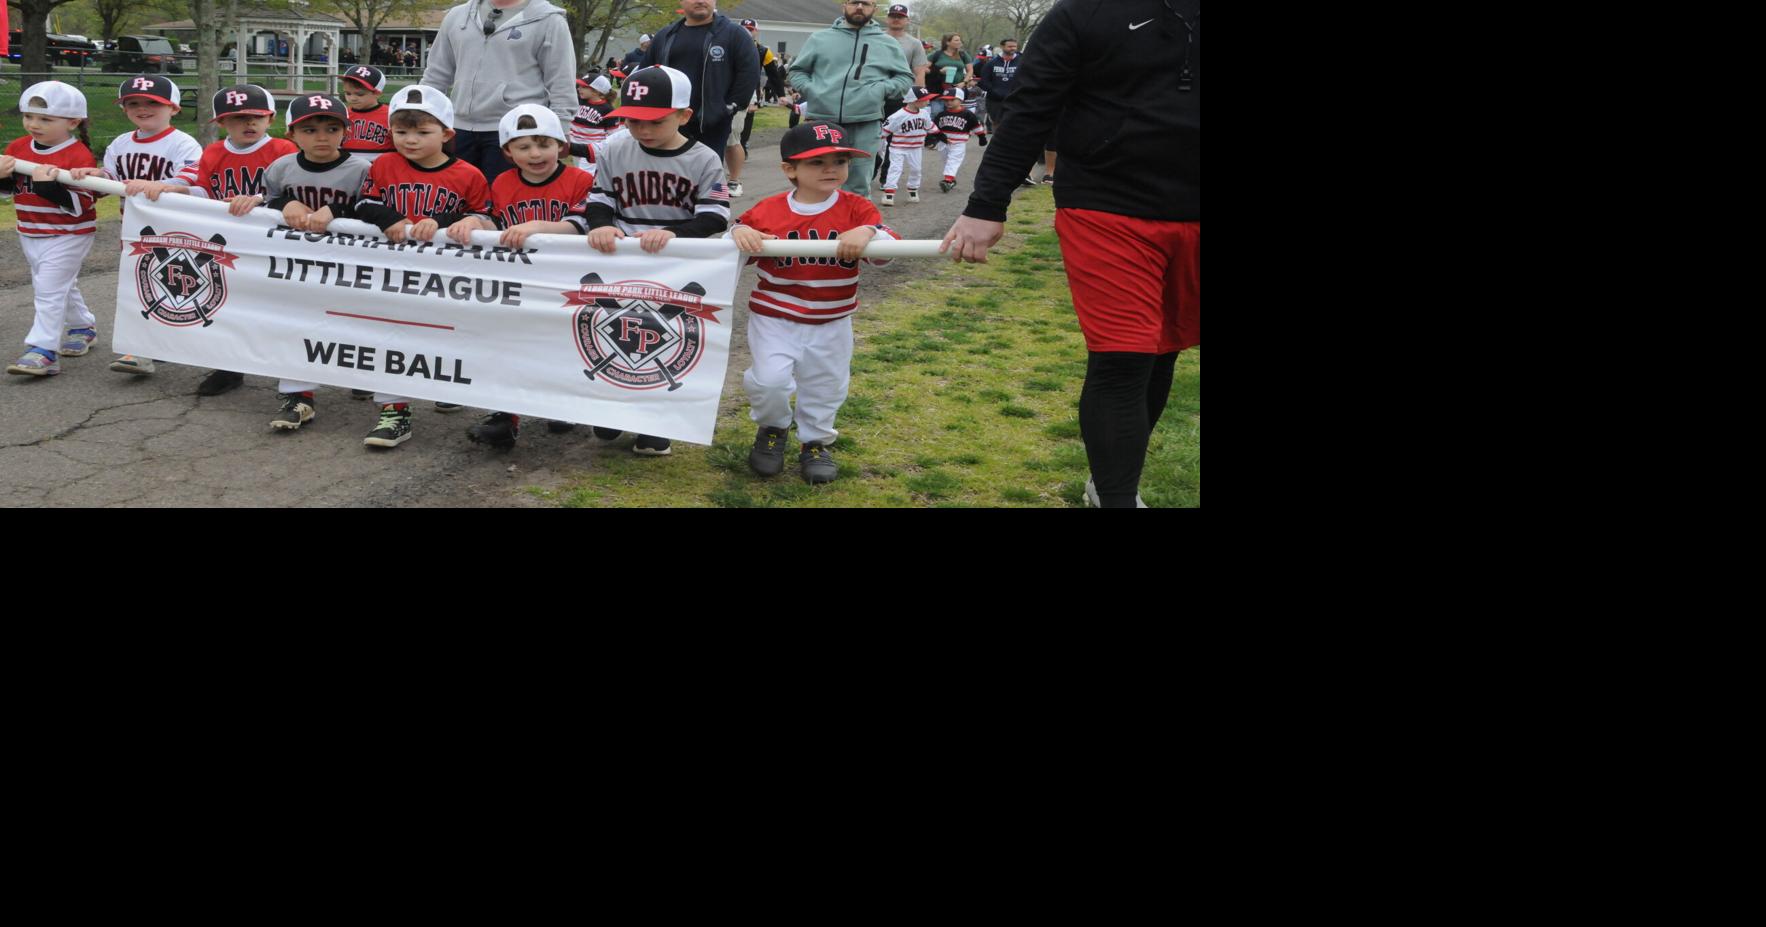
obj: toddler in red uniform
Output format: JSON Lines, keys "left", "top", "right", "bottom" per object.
{"left": 345, "top": 85, "right": 493, "bottom": 448}
{"left": 128, "top": 83, "right": 297, "bottom": 395}
{"left": 728, "top": 122, "right": 899, "bottom": 484}
{"left": 1, "top": 81, "right": 98, "bottom": 378}
{"left": 339, "top": 64, "right": 393, "bottom": 163}
{"left": 445, "top": 103, "right": 593, "bottom": 449}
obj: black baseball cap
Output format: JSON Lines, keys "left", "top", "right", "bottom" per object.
{"left": 118, "top": 74, "right": 180, "bottom": 108}
{"left": 287, "top": 93, "right": 349, "bottom": 126}
{"left": 343, "top": 65, "right": 386, "bottom": 93}
{"left": 211, "top": 84, "right": 276, "bottom": 122}
{"left": 888, "top": 4, "right": 910, "bottom": 16}
{"left": 780, "top": 121, "right": 872, "bottom": 160}
{"left": 741, "top": 18, "right": 757, "bottom": 27}
{"left": 608, "top": 65, "right": 693, "bottom": 120}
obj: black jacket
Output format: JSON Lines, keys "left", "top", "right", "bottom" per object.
{"left": 965, "top": 0, "right": 1199, "bottom": 223}
{"left": 640, "top": 13, "right": 762, "bottom": 137}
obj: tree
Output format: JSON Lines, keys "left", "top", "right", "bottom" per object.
{"left": 87, "top": 0, "right": 135, "bottom": 39}
{"left": 7, "top": 0, "right": 87, "bottom": 73}
{"left": 989, "top": 0, "right": 1052, "bottom": 44}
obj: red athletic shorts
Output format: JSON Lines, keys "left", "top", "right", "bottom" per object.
{"left": 1056, "top": 208, "right": 1200, "bottom": 354}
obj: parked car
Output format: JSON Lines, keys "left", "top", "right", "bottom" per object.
{"left": 103, "top": 35, "right": 185, "bottom": 74}
{"left": 6, "top": 30, "right": 101, "bottom": 66}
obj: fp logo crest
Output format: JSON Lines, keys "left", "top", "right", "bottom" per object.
{"left": 626, "top": 82, "right": 650, "bottom": 101}
{"left": 566, "top": 274, "right": 721, "bottom": 391}
{"left": 129, "top": 227, "right": 238, "bottom": 327}
{"left": 225, "top": 90, "right": 250, "bottom": 107}
{"left": 132, "top": 77, "right": 157, "bottom": 91}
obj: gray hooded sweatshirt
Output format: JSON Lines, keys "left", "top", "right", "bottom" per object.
{"left": 423, "top": 0, "right": 579, "bottom": 131}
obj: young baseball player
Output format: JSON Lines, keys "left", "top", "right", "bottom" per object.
{"left": 2, "top": 81, "right": 98, "bottom": 378}
{"left": 879, "top": 88, "right": 938, "bottom": 206}
{"left": 568, "top": 65, "right": 731, "bottom": 457}
{"left": 448, "top": 104, "right": 593, "bottom": 449}
{"left": 241, "top": 93, "right": 374, "bottom": 432}
{"left": 124, "top": 83, "right": 297, "bottom": 395}
{"left": 931, "top": 88, "right": 986, "bottom": 193}
{"left": 569, "top": 72, "right": 618, "bottom": 174}
{"left": 727, "top": 122, "right": 899, "bottom": 484}
{"left": 339, "top": 64, "right": 394, "bottom": 164}
{"left": 61, "top": 75, "right": 203, "bottom": 376}
{"left": 346, "top": 85, "right": 493, "bottom": 448}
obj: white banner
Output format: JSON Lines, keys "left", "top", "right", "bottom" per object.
{"left": 113, "top": 194, "right": 742, "bottom": 445}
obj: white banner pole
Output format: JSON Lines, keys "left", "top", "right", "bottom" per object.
{"left": 8, "top": 159, "right": 949, "bottom": 258}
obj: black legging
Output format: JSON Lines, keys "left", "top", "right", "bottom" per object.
{"left": 1079, "top": 351, "right": 1180, "bottom": 507}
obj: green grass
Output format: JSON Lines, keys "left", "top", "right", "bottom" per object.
{"left": 540, "top": 187, "right": 1201, "bottom": 507}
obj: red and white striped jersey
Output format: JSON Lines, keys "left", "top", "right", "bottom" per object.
{"left": 734, "top": 190, "right": 897, "bottom": 325}
{"left": 490, "top": 162, "right": 593, "bottom": 228}
{"left": 5, "top": 135, "right": 98, "bottom": 237}
{"left": 343, "top": 104, "right": 394, "bottom": 161}
{"left": 175, "top": 135, "right": 298, "bottom": 200}
{"left": 882, "top": 107, "right": 936, "bottom": 147}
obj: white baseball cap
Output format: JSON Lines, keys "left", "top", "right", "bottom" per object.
{"left": 389, "top": 84, "right": 455, "bottom": 130}
{"left": 20, "top": 81, "right": 89, "bottom": 120}
{"left": 640, "top": 33, "right": 652, "bottom": 42}
{"left": 499, "top": 104, "right": 567, "bottom": 147}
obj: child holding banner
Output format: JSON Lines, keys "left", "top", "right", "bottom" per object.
{"left": 242, "top": 93, "right": 374, "bottom": 432}
{"left": 65, "top": 75, "right": 203, "bottom": 378}
{"left": 727, "top": 122, "right": 898, "bottom": 484}
{"left": 567, "top": 65, "right": 731, "bottom": 457}
{"left": 446, "top": 104, "right": 593, "bottom": 449}
{"left": 123, "top": 83, "right": 297, "bottom": 396}
{"left": 2, "top": 81, "right": 98, "bottom": 378}
{"left": 348, "top": 85, "right": 493, "bottom": 448}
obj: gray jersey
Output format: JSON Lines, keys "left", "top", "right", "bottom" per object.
{"left": 567, "top": 133, "right": 730, "bottom": 235}
{"left": 261, "top": 151, "right": 372, "bottom": 213}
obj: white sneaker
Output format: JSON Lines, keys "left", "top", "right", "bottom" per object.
{"left": 1084, "top": 477, "right": 1148, "bottom": 508}
{"left": 727, "top": 180, "right": 744, "bottom": 196}
{"left": 906, "top": 189, "right": 919, "bottom": 203}
{"left": 881, "top": 191, "right": 895, "bottom": 206}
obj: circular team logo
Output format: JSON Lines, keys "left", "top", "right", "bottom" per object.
{"left": 129, "top": 227, "right": 238, "bottom": 327}
{"left": 567, "top": 273, "right": 720, "bottom": 391}
{"left": 709, "top": 45, "right": 726, "bottom": 61}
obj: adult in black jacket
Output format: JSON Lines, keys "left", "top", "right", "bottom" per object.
{"left": 942, "top": 0, "right": 1200, "bottom": 509}
{"left": 639, "top": 0, "right": 761, "bottom": 163}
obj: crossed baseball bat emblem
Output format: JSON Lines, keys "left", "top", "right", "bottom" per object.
{"left": 578, "top": 272, "right": 706, "bottom": 392}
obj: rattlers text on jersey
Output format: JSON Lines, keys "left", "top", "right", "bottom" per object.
{"left": 175, "top": 135, "right": 299, "bottom": 199}
{"left": 490, "top": 163, "right": 593, "bottom": 227}
{"left": 355, "top": 154, "right": 493, "bottom": 229}
{"left": 735, "top": 190, "right": 898, "bottom": 324}
{"left": 344, "top": 104, "right": 393, "bottom": 160}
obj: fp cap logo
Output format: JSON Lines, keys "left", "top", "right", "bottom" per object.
{"left": 131, "top": 77, "right": 157, "bottom": 91}
{"left": 626, "top": 82, "right": 650, "bottom": 101}
{"left": 225, "top": 91, "right": 250, "bottom": 107}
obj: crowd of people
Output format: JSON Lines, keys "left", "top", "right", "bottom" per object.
{"left": 2, "top": 0, "right": 1199, "bottom": 506}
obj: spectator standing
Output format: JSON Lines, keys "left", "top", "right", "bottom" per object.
{"left": 786, "top": 0, "right": 912, "bottom": 197}
{"left": 639, "top": 0, "right": 760, "bottom": 163}
{"left": 424, "top": 0, "right": 580, "bottom": 183}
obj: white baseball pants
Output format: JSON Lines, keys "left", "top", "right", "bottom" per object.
{"left": 20, "top": 234, "right": 97, "bottom": 353}
{"left": 743, "top": 313, "right": 853, "bottom": 446}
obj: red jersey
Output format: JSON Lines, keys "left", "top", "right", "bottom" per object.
{"left": 490, "top": 163, "right": 593, "bottom": 228}
{"left": 343, "top": 104, "right": 393, "bottom": 158}
{"left": 357, "top": 154, "right": 492, "bottom": 223}
{"left": 569, "top": 101, "right": 618, "bottom": 147}
{"left": 5, "top": 135, "right": 98, "bottom": 237}
{"left": 176, "top": 135, "right": 298, "bottom": 200}
{"left": 735, "top": 190, "right": 897, "bottom": 325}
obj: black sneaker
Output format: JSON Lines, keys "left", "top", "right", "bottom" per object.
{"left": 270, "top": 393, "right": 316, "bottom": 431}
{"left": 197, "top": 369, "right": 245, "bottom": 396}
{"left": 940, "top": 179, "right": 955, "bottom": 193}
{"left": 466, "top": 411, "right": 520, "bottom": 449}
{"left": 749, "top": 425, "right": 788, "bottom": 477}
{"left": 363, "top": 403, "right": 413, "bottom": 448}
{"left": 350, "top": 389, "right": 373, "bottom": 400}
{"left": 633, "top": 434, "right": 672, "bottom": 456}
{"left": 800, "top": 442, "right": 837, "bottom": 484}
{"left": 591, "top": 426, "right": 623, "bottom": 441}
{"left": 546, "top": 420, "right": 576, "bottom": 434}
{"left": 434, "top": 402, "right": 463, "bottom": 413}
